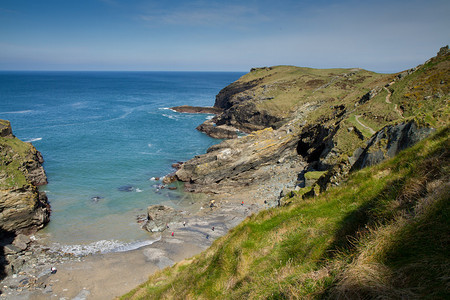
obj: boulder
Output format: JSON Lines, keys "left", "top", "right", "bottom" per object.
{"left": 142, "top": 205, "right": 180, "bottom": 233}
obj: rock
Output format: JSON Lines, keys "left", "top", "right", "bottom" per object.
{"left": 4, "top": 244, "right": 22, "bottom": 255}
{"left": 171, "top": 162, "right": 184, "bottom": 169}
{"left": 91, "top": 196, "right": 103, "bottom": 202}
{"left": 0, "top": 120, "right": 50, "bottom": 235}
{"left": 358, "top": 87, "right": 382, "bottom": 105}
{"left": 14, "top": 234, "right": 31, "bottom": 246}
{"left": 0, "top": 119, "right": 13, "bottom": 137}
{"left": 350, "top": 121, "right": 435, "bottom": 171}
{"left": 196, "top": 119, "right": 239, "bottom": 139}
{"left": 117, "top": 185, "right": 134, "bottom": 192}
{"left": 162, "top": 175, "right": 177, "bottom": 184}
{"left": 142, "top": 205, "right": 180, "bottom": 233}
{"left": 12, "top": 240, "right": 28, "bottom": 251}
{"left": 176, "top": 123, "right": 305, "bottom": 194}
{"left": 170, "top": 105, "right": 223, "bottom": 114}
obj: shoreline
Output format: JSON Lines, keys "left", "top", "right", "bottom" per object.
{"left": 0, "top": 187, "right": 267, "bottom": 299}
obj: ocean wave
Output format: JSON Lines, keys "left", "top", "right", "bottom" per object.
{"left": 158, "top": 107, "right": 176, "bottom": 112}
{"left": 205, "top": 115, "right": 214, "bottom": 120}
{"left": 162, "top": 113, "right": 178, "bottom": 120}
{"left": 50, "top": 237, "right": 161, "bottom": 257}
{"left": 25, "top": 137, "right": 42, "bottom": 143}
{"left": 0, "top": 110, "right": 33, "bottom": 114}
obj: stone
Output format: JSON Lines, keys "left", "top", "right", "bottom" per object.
{"left": 117, "top": 185, "right": 134, "bottom": 192}
{"left": 350, "top": 121, "right": 435, "bottom": 171}
{"left": 4, "top": 244, "right": 22, "bottom": 255}
{"left": 143, "top": 205, "right": 181, "bottom": 233}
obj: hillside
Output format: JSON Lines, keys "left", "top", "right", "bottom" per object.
{"left": 124, "top": 47, "right": 449, "bottom": 299}
{"left": 175, "top": 47, "right": 449, "bottom": 201}
{"left": 124, "top": 126, "right": 449, "bottom": 299}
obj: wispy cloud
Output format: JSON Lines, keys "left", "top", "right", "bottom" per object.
{"left": 138, "top": 2, "right": 271, "bottom": 29}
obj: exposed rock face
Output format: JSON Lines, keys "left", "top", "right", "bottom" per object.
{"left": 177, "top": 47, "right": 448, "bottom": 204}
{"left": 214, "top": 102, "right": 284, "bottom": 133}
{"left": 176, "top": 124, "right": 306, "bottom": 197}
{"left": 0, "top": 120, "right": 50, "bottom": 236}
{"left": 350, "top": 121, "right": 435, "bottom": 170}
{"left": 214, "top": 79, "right": 261, "bottom": 110}
{"left": 195, "top": 120, "right": 238, "bottom": 139}
{"left": 195, "top": 72, "right": 285, "bottom": 136}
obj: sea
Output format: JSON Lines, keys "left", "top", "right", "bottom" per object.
{"left": 0, "top": 71, "right": 244, "bottom": 255}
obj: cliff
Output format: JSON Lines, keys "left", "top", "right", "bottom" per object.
{"left": 0, "top": 120, "right": 50, "bottom": 236}
{"left": 123, "top": 47, "right": 449, "bottom": 300}
{"left": 177, "top": 47, "right": 449, "bottom": 202}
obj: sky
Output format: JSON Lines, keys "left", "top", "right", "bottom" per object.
{"left": 0, "top": 0, "right": 449, "bottom": 72}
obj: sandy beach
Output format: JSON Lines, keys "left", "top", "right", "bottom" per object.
{"left": 1, "top": 196, "right": 265, "bottom": 299}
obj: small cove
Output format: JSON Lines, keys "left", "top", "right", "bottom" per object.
{"left": 0, "top": 71, "right": 244, "bottom": 252}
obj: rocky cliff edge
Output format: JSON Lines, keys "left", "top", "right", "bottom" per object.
{"left": 177, "top": 47, "right": 449, "bottom": 204}
{"left": 0, "top": 120, "right": 50, "bottom": 236}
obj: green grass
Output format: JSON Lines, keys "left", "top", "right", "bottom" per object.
{"left": 0, "top": 135, "right": 36, "bottom": 189}
{"left": 122, "top": 127, "right": 449, "bottom": 300}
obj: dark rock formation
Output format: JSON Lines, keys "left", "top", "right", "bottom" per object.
{"left": 350, "top": 121, "right": 435, "bottom": 170}
{"left": 196, "top": 120, "right": 238, "bottom": 139}
{"left": 170, "top": 105, "right": 223, "bottom": 114}
{"left": 214, "top": 102, "right": 284, "bottom": 133}
{"left": 0, "top": 120, "right": 50, "bottom": 235}
{"left": 214, "top": 79, "right": 260, "bottom": 110}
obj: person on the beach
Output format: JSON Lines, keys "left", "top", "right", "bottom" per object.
{"left": 183, "top": 221, "right": 186, "bottom": 227}
{"left": 171, "top": 232, "right": 174, "bottom": 236}
{"left": 212, "top": 226, "right": 215, "bottom": 231}
{"left": 241, "top": 201, "right": 244, "bottom": 206}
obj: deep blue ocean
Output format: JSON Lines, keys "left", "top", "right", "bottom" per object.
{"left": 0, "top": 71, "right": 244, "bottom": 254}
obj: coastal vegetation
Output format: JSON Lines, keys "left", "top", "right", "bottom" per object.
{"left": 123, "top": 47, "right": 449, "bottom": 299}
{"left": 123, "top": 127, "right": 449, "bottom": 299}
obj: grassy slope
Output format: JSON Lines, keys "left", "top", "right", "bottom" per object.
{"left": 122, "top": 126, "right": 449, "bottom": 299}
{"left": 233, "top": 66, "right": 392, "bottom": 119}
{"left": 0, "top": 135, "right": 36, "bottom": 189}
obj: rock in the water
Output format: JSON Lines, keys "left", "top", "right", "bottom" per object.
{"left": 118, "top": 185, "right": 134, "bottom": 192}
{"left": 91, "top": 196, "right": 103, "bottom": 202}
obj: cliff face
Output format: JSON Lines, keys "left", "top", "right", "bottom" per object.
{"left": 0, "top": 120, "right": 50, "bottom": 235}
{"left": 178, "top": 47, "right": 449, "bottom": 202}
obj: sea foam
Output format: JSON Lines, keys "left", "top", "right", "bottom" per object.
{"left": 25, "top": 137, "right": 43, "bottom": 143}
{"left": 50, "top": 237, "right": 161, "bottom": 257}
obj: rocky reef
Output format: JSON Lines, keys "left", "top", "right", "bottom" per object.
{"left": 0, "top": 120, "right": 50, "bottom": 236}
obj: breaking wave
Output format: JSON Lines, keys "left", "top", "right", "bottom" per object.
{"left": 50, "top": 237, "right": 161, "bottom": 257}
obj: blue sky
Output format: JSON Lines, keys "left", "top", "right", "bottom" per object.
{"left": 0, "top": 0, "right": 449, "bottom": 72}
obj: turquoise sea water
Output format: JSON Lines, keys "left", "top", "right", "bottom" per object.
{"left": 0, "top": 71, "right": 244, "bottom": 253}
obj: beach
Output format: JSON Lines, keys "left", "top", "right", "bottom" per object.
{"left": 1, "top": 194, "right": 265, "bottom": 299}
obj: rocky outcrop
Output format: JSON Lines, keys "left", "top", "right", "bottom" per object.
{"left": 214, "top": 78, "right": 261, "bottom": 110}
{"left": 214, "top": 101, "right": 284, "bottom": 133}
{"left": 177, "top": 47, "right": 448, "bottom": 205}
{"left": 0, "top": 120, "right": 50, "bottom": 236}
{"left": 176, "top": 122, "right": 306, "bottom": 199}
{"left": 170, "top": 105, "right": 223, "bottom": 114}
{"left": 142, "top": 205, "right": 181, "bottom": 233}
{"left": 350, "top": 121, "right": 435, "bottom": 170}
{"left": 195, "top": 120, "right": 238, "bottom": 139}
